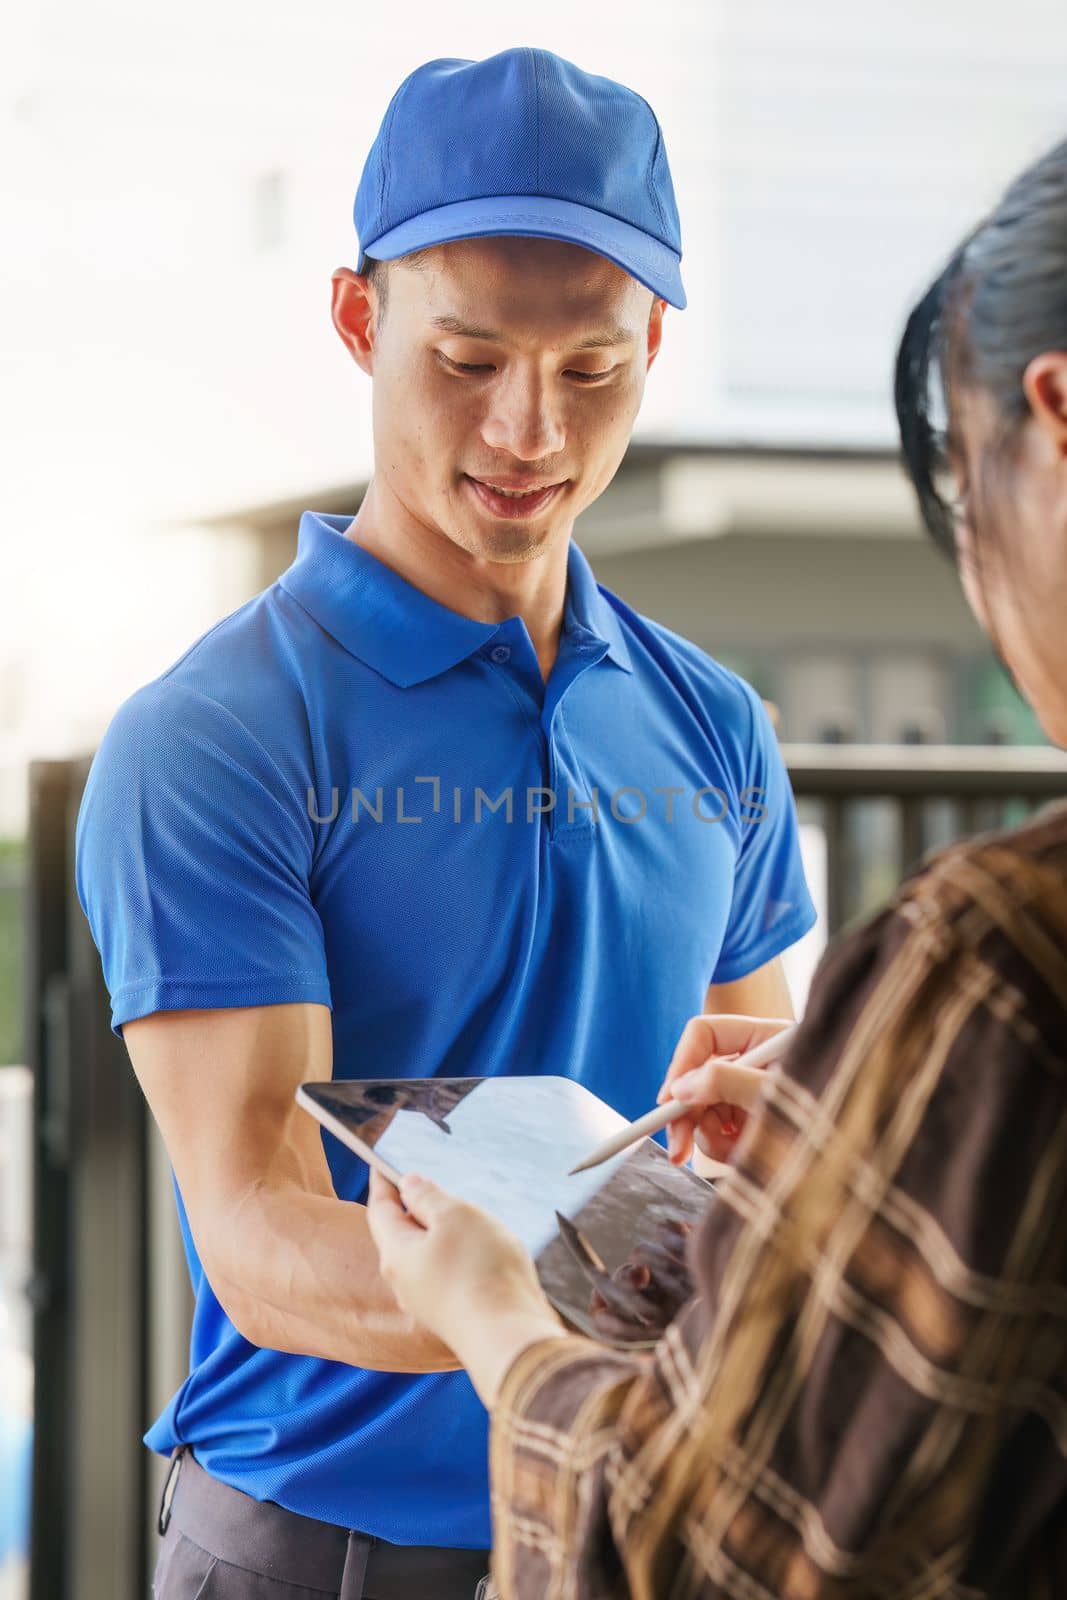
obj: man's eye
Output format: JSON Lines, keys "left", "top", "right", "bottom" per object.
{"left": 438, "top": 354, "right": 614, "bottom": 382}
{"left": 440, "top": 356, "right": 493, "bottom": 374}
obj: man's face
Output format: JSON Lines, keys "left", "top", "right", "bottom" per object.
{"left": 361, "top": 237, "right": 664, "bottom": 566}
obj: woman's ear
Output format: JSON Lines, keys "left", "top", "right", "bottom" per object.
{"left": 1021, "top": 352, "right": 1067, "bottom": 455}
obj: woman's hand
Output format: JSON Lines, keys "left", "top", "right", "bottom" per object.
{"left": 657, "top": 1013, "right": 795, "bottom": 1165}
{"left": 365, "top": 1169, "right": 567, "bottom": 1406}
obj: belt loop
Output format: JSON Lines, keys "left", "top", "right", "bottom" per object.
{"left": 339, "top": 1528, "right": 371, "bottom": 1600}
{"left": 157, "top": 1444, "right": 188, "bottom": 1536}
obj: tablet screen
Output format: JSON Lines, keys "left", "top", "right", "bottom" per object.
{"left": 298, "top": 1075, "right": 716, "bottom": 1348}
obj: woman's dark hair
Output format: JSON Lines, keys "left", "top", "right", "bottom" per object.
{"left": 894, "top": 136, "right": 1067, "bottom": 565}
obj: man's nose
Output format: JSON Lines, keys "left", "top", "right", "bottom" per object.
{"left": 479, "top": 371, "right": 566, "bottom": 461}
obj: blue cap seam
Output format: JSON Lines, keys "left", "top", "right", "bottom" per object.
{"left": 648, "top": 125, "right": 669, "bottom": 238}
{"left": 531, "top": 48, "right": 542, "bottom": 191}
{"left": 378, "top": 77, "right": 411, "bottom": 239}
{"left": 638, "top": 96, "right": 670, "bottom": 238}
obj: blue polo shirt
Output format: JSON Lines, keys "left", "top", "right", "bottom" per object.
{"left": 74, "top": 510, "right": 815, "bottom": 1547}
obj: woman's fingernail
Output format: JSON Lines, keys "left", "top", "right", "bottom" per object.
{"left": 672, "top": 1071, "right": 697, "bottom": 1098}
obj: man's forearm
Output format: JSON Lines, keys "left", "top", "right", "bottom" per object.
{"left": 213, "top": 1180, "right": 461, "bottom": 1372}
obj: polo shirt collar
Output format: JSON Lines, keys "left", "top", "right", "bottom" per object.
{"left": 278, "top": 511, "right": 632, "bottom": 687}
{"left": 564, "top": 535, "right": 633, "bottom": 675}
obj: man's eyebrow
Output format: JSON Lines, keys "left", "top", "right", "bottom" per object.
{"left": 427, "top": 314, "right": 636, "bottom": 350}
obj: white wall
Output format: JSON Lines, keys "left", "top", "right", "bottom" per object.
{"left": 705, "top": 2, "right": 1067, "bottom": 444}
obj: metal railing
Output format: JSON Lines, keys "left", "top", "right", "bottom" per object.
{"left": 0, "top": 857, "right": 24, "bottom": 1069}
{"left": 19, "top": 743, "right": 1067, "bottom": 1600}
{"left": 781, "top": 743, "right": 1067, "bottom": 934}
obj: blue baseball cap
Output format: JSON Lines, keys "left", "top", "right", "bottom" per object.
{"left": 354, "top": 47, "right": 686, "bottom": 310}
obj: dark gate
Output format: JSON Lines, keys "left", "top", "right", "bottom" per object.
{"left": 26, "top": 756, "right": 149, "bottom": 1600}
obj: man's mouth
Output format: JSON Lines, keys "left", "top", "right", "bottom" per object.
{"left": 463, "top": 475, "right": 566, "bottom": 518}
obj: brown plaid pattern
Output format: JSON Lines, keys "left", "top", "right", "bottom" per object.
{"left": 489, "top": 802, "right": 1067, "bottom": 1600}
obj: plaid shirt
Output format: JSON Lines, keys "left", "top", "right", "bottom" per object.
{"left": 489, "top": 801, "right": 1067, "bottom": 1600}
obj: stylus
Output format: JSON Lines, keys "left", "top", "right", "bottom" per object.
{"left": 566, "top": 1024, "right": 797, "bottom": 1174}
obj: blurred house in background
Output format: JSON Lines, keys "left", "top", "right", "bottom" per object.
{"left": 3, "top": 0, "right": 1065, "bottom": 839}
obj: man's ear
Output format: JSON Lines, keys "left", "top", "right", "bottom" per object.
{"left": 645, "top": 296, "right": 666, "bottom": 373}
{"left": 1021, "top": 351, "right": 1067, "bottom": 455}
{"left": 331, "top": 268, "right": 378, "bottom": 375}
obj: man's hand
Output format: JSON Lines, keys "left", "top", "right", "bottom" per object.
{"left": 366, "top": 1170, "right": 567, "bottom": 1406}
{"left": 657, "top": 1013, "right": 795, "bottom": 1165}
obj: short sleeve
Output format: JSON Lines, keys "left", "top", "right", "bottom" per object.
{"left": 74, "top": 682, "right": 333, "bottom": 1039}
{"left": 711, "top": 684, "right": 817, "bottom": 983}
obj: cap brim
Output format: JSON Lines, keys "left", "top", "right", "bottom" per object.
{"left": 356, "top": 194, "right": 686, "bottom": 310}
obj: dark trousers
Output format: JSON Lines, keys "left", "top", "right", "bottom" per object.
{"left": 152, "top": 1446, "right": 496, "bottom": 1599}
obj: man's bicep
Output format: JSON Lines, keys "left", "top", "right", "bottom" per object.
{"left": 123, "top": 1001, "right": 335, "bottom": 1244}
{"left": 705, "top": 955, "right": 795, "bottom": 1022}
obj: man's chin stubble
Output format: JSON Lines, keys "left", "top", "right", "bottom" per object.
{"left": 448, "top": 521, "right": 557, "bottom": 565}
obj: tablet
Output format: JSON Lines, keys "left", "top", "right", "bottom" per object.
{"left": 297, "top": 1074, "right": 716, "bottom": 1348}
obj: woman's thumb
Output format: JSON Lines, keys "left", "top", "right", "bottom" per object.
{"left": 398, "top": 1171, "right": 443, "bottom": 1220}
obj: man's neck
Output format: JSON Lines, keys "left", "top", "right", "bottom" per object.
{"left": 344, "top": 477, "right": 570, "bottom": 681}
